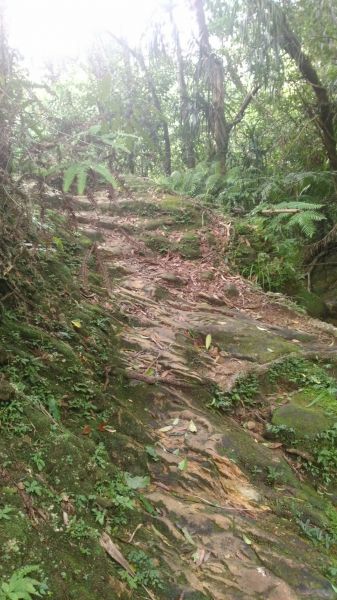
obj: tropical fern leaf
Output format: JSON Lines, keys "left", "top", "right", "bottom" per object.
{"left": 92, "top": 164, "right": 118, "bottom": 188}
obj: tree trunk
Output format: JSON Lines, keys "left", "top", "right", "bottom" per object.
{"left": 169, "top": 6, "right": 196, "bottom": 168}
{"left": 193, "top": 0, "right": 227, "bottom": 170}
{"left": 192, "top": 0, "right": 259, "bottom": 173}
{"left": 265, "top": 1, "right": 337, "bottom": 175}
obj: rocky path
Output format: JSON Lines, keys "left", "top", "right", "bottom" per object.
{"left": 72, "top": 183, "right": 337, "bottom": 599}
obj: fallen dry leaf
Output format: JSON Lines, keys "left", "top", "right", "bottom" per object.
{"left": 263, "top": 442, "right": 283, "bottom": 449}
{"left": 100, "top": 531, "right": 134, "bottom": 576}
{"left": 81, "top": 424, "right": 92, "bottom": 435}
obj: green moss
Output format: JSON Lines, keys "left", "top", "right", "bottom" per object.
{"left": 272, "top": 404, "right": 333, "bottom": 438}
{"left": 174, "top": 233, "right": 201, "bottom": 260}
{"left": 143, "top": 235, "right": 173, "bottom": 253}
{"left": 291, "top": 388, "right": 337, "bottom": 418}
{"left": 194, "top": 318, "right": 300, "bottom": 363}
{"left": 159, "top": 194, "right": 187, "bottom": 209}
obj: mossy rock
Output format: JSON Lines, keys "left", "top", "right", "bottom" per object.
{"left": 175, "top": 233, "right": 201, "bottom": 260}
{"left": 143, "top": 216, "right": 175, "bottom": 230}
{"left": 159, "top": 194, "right": 187, "bottom": 209}
{"left": 272, "top": 403, "right": 333, "bottom": 438}
{"left": 291, "top": 388, "right": 337, "bottom": 418}
{"left": 110, "top": 200, "right": 162, "bottom": 217}
{"left": 219, "top": 425, "right": 298, "bottom": 487}
{"left": 194, "top": 318, "right": 300, "bottom": 363}
{"left": 154, "top": 285, "right": 173, "bottom": 301}
{"left": 199, "top": 270, "right": 214, "bottom": 282}
{"left": 143, "top": 235, "right": 172, "bottom": 254}
{"left": 0, "top": 380, "right": 15, "bottom": 402}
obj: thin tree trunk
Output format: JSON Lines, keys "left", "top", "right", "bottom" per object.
{"left": 169, "top": 6, "right": 195, "bottom": 168}
{"left": 193, "top": 0, "right": 259, "bottom": 172}
{"left": 265, "top": 1, "right": 337, "bottom": 176}
{"left": 193, "top": 0, "right": 227, "bottom": 170}
{"left": 111, "top": 36, "right": 171, "bottom": 175}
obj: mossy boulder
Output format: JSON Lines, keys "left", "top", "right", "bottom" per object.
{"left": 143, "top": 235, "right": 172, "bottom": 253}
{"left": 175, "top": 233, "right": 201, "bottom": 260}
{"left": 0, "top": 380, "right": 15, "bottom": 402}
{"left": 272, "top": 403, "right": 333, "bottom": 438}
{"left": 194, "top": 317, "right": 300, "bottom": 363}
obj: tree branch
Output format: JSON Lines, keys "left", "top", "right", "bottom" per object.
{"left": 230, "top": 84, "right": 260, "bottom": 128}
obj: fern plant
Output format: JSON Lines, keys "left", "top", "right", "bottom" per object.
{"left": 63, "top": 162, "right": 118, "bottom": 195}
{"left": 254, "top": 200, "right": 326, "bottom": 238}
{"left": 0, "top": 566, "right": 42, "bottom": 600}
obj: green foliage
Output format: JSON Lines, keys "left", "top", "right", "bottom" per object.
{"left": 296, "top": 518, "right": 337, "bottom": 550}
{"left": 92, "top": 443, "right": 109, "bottom": 470}
{"left": 67, "top": 517, "right": 99, "bottom": 541}
{"left": 157, "top": 162, "right": 224, "bottom": 198}
{"left": 0, "top": 566, "right": 42, "bottom": 600}
{"left": 267, "top": 356, "right": 335, "bottom": 391}
{"left": 210, "top": 374, "right": 259, "bottom": 411}
{"left": 309, "top": 426, "right": 337, "bottom": 485}
{"left": 265, "top": 423, "right": 295, "bottom": 444}
{"left": 119, "top": 549, "right": 163, "bottom": 590}
{"left": 63, "top": 162, "right": 118, "bottom": 194}
{"left": 95, "top": 472, "right": 138, "bottom": 525}
{"left": 254, "top": 200, "right": 326, "bottom": 239}
{"left": 0, "top": 506, "right": 14, "bottom": 521}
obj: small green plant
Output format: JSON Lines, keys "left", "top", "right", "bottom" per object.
{"left": 120, "top": 549, "right": 163, "bottom": 590}
{"left": 92, "top": 443, "right": 108, "bottom": 470}
{"left": 266, "top": 466, "right": 283, "bottom": 486}
{"left": 24, "top": 480, "right": 43, "bottom": 496}
{"left": 265, "top": 423, "right": 296, "bottom": 444}
{"left": 31, "top": 451, "right": 45, "bottom": 472}
{"left": 296, "top": 518, "right": 337, "bottom": 550}
{"left": 308, "top": 425, "right": 337, "bottom": 485}
{"left": 209, "top": 375, "right": 259, "bottom": 411}
{"left": 267, "top": 357, "right": 336, "bottom": 391}
{"left": 68, "top": 517, "right": 98, "bottom": 541}
{"left": 0, "top": 399, "right": 31, "bottom": 436}
{"left": 0, "top": 506, "right": 14, "bottom": 521}
{"left": 95, "top": 472, "right": 135, "bottom": 526}
{"left": 0, "top": 565, "right": 42, "bottom": 600}
{"left": 91, "top": 507, "right": 106, "bottom": 525}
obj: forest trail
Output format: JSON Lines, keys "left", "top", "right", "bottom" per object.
{"left": 69, "top": 181, "right": 337, "bottom": 600}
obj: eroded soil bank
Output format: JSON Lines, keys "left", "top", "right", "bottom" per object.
{"left": 1, "top": 179, "right": 337, "bottom": 599}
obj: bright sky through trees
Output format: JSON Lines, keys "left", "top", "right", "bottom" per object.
{"left": 5, "top": 0, "right": 189, "bottom": 68}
